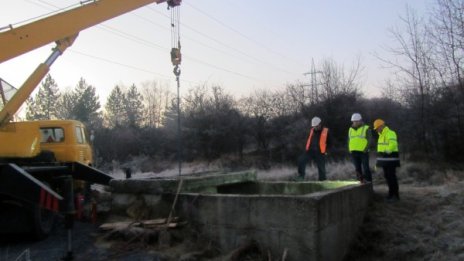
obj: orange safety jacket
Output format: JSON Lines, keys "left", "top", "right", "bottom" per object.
{"left": 305, "top": 127, "right": 329, "bottom": 153}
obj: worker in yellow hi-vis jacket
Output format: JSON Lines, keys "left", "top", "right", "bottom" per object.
{"left": 373, "top": 119, "right": 401, "bottom": 203}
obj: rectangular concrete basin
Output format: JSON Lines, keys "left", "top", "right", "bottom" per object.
{"left": 110, "top": 172, "right": 371, "bottom": 261}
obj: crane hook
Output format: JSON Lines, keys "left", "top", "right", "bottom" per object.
{"left": 173, "top": 65, "right": 181, "bottom": 77}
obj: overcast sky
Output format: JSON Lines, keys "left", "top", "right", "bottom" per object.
{"left": 0, "top": 0, "right": 434, "bottom": 104}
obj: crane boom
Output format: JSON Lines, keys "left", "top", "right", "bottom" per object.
{"left": 0, "top": 0, "right": 169, "bottom": 63}
{"left": 0, "top": 0, "right": 180, "bottom": 126}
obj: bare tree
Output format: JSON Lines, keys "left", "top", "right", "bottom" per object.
{"left": 430, "top": 0, "right": 464, "bottom": 88}
{"left": 428, "top": 0, "right": 464, "bottom": 159}
{"left": 237, "top": 89, "right": 277, "bottom": 161}
{"left": 284, "top": 82, "right": 307, "bottom": 113}
{"left": 183, "top": 84, "right": 208, "bottom": 117}
{"left": 316, "top": 57, "right": 363, "bottom": 102}
{"left": 141, "top": 80, "right": 172, "bottom": 128}
{"left": 378, "top": 6, "right": 436, "bottom": 156}
{"left": 181, "top": 84, "right": 244, "bottom": 160}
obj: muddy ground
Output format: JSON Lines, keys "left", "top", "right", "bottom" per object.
{"left": 1, "top": 163, "right": 463, "bottom": 260}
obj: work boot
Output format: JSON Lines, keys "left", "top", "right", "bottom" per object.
{"left": 385, "top": 196, "right": 400, "bottom": 203}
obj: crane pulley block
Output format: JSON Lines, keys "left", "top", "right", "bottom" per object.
{"left": 170, "top": 47, "right": 181, "bottom": 66}
{"left": 167, "top": 0, "right": 182, "bottom": 7}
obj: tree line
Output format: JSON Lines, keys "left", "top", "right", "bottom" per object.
{"left": 24, "top": 0, "right": 464, "bottom": 167}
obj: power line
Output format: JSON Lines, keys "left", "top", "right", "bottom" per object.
{"left": 19, "top": 1, "right": 262, "bottom": 83}
{"left": 98, "top": 24, "right": 166, "bottom": 50}
{"left": 18, "top": 0, "right": 301, "bottom": 82}
{"left": 134, "top": 11, "right": 245, "bottom": 60}
{"left": 69, "top": 50, "right": 170, "bottom": 79}
{"left": 95, "top": 24, "right": 263, "bottom": 82}
{"left": 186, "top": 2, "right": 307, "bottom": 68}
{"left": 52, "top": 1, "right": 268, "bottom": 82}
{"left": 14, "top": 1, "right": 282, "bottom": 87}
{"left": 69, "top": 49, "right": 201, "bottom": 86}
{"left": 147, "top": 6, "right": 298, "bottom": 76}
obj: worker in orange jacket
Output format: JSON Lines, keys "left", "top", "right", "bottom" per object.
{"left": 297, "top": 116, "right": 330, "bottom": 181}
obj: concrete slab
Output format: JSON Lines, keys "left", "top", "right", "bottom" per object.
{"left": 110, "top": 170, "right": 257, "bottom": 194}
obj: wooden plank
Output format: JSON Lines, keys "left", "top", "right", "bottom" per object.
{"left": 99, "top": 217, "right": 179, "bottom": 231}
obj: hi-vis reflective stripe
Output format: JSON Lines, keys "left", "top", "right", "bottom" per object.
{"left": 40, "top": 188, "right": 59, "bottom": 211}
{"left": 377, "top": 157, "right": 400, "bottom": 161}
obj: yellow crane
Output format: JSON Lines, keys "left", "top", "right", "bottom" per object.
{"left": 0, "top": 0, "right": 181, "bottom": 241}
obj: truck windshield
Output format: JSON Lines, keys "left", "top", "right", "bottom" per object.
{"left": 75, "top": 126, "right": 86, "bottom": 144}
{"left": 40, "top": 127, "right": 64, "bottom": 143}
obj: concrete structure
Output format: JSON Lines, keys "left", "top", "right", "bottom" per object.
{"left": 110, "top": 171, "right": 371, "bottom": 261}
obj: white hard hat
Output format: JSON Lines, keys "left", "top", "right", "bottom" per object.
{"left": 351, "top": 113, "right": 362, "bottom": 121}
{"left": 311, "top": 116, "right": 322, "bottom": 127}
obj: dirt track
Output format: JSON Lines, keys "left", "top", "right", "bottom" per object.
{"left": 345, "top": 182, "right": 464, "bottom": 261}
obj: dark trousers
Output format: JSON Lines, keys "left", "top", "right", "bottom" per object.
{"left": 383, "top": 166, "right": 399, "bottom": 198}
{"left": 351, "top": 151, "right": 372, "bottom": 182}
{"left": 298, "top": 151, "right": 326, "bottom": 181}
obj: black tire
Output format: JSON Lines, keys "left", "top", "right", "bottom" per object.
{"left": 30, "top": 180, "right": 57, "bottom": 240}
{"left": 0, "top": 199, "right": 56, "bottom": 240}
{"left": 31, "top": 203, "right": 56, "bottom": 240}
{"left": 0, "top": 199, "right": 31, "bottom": 236}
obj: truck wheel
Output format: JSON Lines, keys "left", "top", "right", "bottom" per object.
{"left": 31, "top": 204, "right": 56, "bottom": 240}
{"left": 0, "top": 200, "right": 31, "bottom": 236}
{"left": 30, "top": 180, "right": 56, "bottom": 239}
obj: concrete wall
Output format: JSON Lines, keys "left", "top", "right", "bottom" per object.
{"left": 175, "top": 183, "right": 370, "bottom": 261}
{"left": 110, "top": 173, "right": 371, "bottom": 261}
{"left": 110, "top": 171, "right": 257, "bottom": 218}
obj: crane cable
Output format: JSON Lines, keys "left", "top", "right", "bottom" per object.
{"left": 166, "top": 0, "right": 182, "bottom": 227}
{"left": 170, "top": 2, "right": 181, "bottom": 74}
{"left": 169, "top": 2, "right": 182, "bottom": 179}
{"left": 165, "top": 0, "right": 183, "bottom": 228}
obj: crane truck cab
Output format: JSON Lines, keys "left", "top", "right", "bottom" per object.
{"left": 38, "top": 120, "right": 93, "bottom": 166}
{"left": 0, "top": 120, "right": 108, "bottom": 238}
{"left": 0, "top": 120, "right": 93, "bottom": 165}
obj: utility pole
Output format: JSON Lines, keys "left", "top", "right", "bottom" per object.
{"left": 303, "top": 58, "right": 322, "bottom": 105}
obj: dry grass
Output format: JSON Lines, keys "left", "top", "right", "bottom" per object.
{"left": 254, "top": 161, "right": 359, "bottom": 181}
{"left": 110, "top": 159, "right": 362, "bottom": 181}
{"left": 345, "top": 162, "right": 464, "bottom": 261}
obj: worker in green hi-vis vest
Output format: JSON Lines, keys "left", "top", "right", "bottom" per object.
{"left": 348, "top": 113, "right": 372, "bottom": 183}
